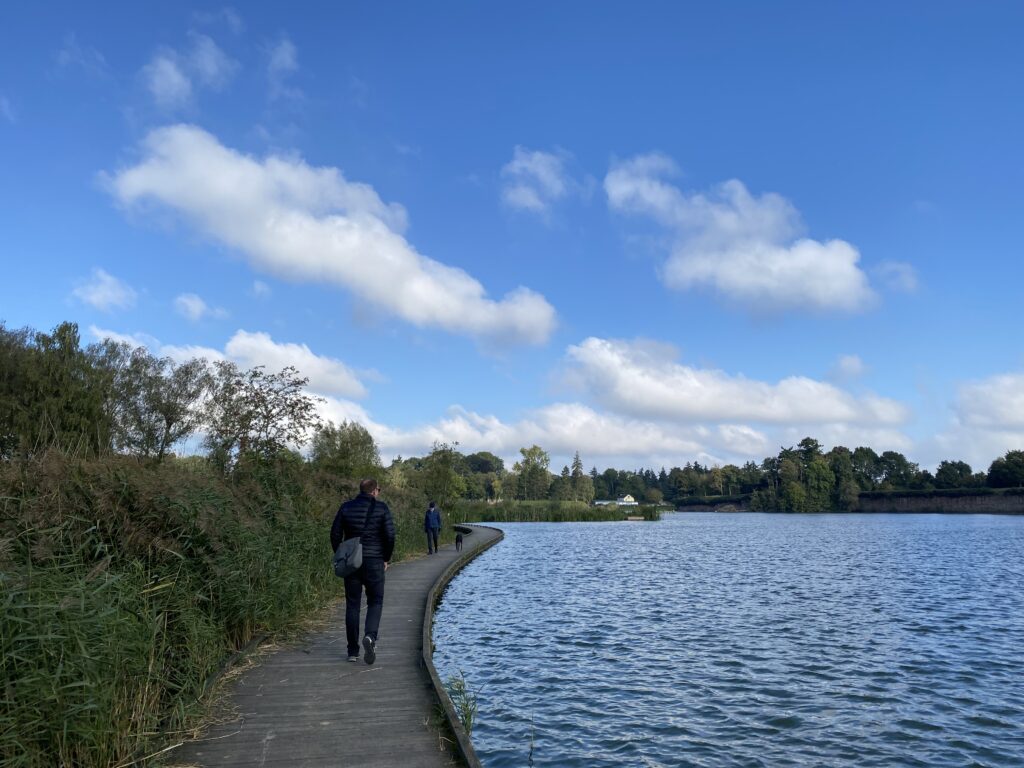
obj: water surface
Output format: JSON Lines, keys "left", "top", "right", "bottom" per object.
{"left": 433, "top": 513, "right": 1024, "bottom": 767}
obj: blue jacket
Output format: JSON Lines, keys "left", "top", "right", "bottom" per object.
{"left": 331, "top": 492, "right": 396, "bottom": 562}
{"left": 424, "top": 506, "right": 442, "bottom": 531}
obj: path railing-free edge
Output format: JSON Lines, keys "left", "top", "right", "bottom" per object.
{"left": 422, "top": 524, "right": 504, "bottom": 768}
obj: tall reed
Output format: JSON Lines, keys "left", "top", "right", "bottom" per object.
{"left": 450, "top": 499, "right": 661, "bottom": 523}
{"left": 0, "top": 452, "right": 437, "bottom": 767}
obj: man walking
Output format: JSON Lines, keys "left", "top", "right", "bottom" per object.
{"left": 424, "top": 501, "right": 442, "bottom": 555}
{"left": 331, "top": 478, "right": 395, "bottom": 664}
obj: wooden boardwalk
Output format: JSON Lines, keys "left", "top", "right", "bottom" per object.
{"left": 170, "top": 525, "right": 502, "bottom": 768}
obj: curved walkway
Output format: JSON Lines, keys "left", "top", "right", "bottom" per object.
{"left": 171, "top": 525, "right": 502, "bottom": 768}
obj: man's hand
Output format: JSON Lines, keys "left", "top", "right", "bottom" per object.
{"left": 384, "top": 561, "right": 389, "bottom": 571}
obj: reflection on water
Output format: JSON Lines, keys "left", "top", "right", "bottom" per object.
{"left": 433, "top": 513, "right": 1024, "bottom": 767}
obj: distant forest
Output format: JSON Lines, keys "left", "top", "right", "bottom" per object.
{"left": 3, "top": 320, "right": 1023, "bottom": 514}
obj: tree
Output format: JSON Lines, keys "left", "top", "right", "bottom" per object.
{"left": 204, "top": 362, "right": 323, "bottom": 468}
{"left": 422, "top": 441, "right": 467, "bottom": 507}
{"left": 797, "top": 437, "right": 823, "bottom": 467}
{"left": 514, "top": 445, "right": 551, "bottom": 500}
{"left": 987, "top": 450, "right": 1024, "bottom": 488}
{"left": 805, "top": 456, "right": 835, "bottom": 511}
{"left": 310, "top": 420, "right": 381, "bottom": 480}
{"left": 570, "top": 451, "right": 594, "bottom": 502}
{"left": 643, "top": 487, "right": 663, "bottom": 504}
{"left": 934, "top": 460, "right": 974, "bottom": 489}
{"left": 878, "top": 451, "right": 918, "bottom": 489}
{"left": 465, "top": 451, "right": 504, "bottom": 475}
{"left": 0, "top": 322, "right": 118, "bottom": 458}
{"left": 549, "top": 465, "right": 573, "bottom": 500}
{"left": 851, "top": 446, "right": 881, "bottom": 490}
{"left": 111, "top": 348, "right": 212, "bottom": 461}
{"left": 828, "top": 446, "right": 860, "bottom": 511}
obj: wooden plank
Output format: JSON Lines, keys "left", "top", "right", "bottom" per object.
{"left": 169, "top": 525, "right": 500, "bottom": 768}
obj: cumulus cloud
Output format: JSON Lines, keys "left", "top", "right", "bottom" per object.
{"left": 223, "top": 330, "right": 366, "bottom": 398}
{"left": 926, "top": 373, "right": 1024, "bottom": 469}
{"left": 501, "top": 146, "right": 572, "bottom": 214}
{"left": 88, "top": 325, "right": 159, "bottom": 350}
{"left": 359, "top": 403, "right": 712, "bottom": 466}
{"left": 955, "top": 373, "right": 1024, "bottom": 431}
{"left": 605, "top": 154, "right": 876, "bottom": 312}
{"left": 174, "top": 292, "right": 228, "bottom": 321}
{"left": 565, "top": 337, "right": 908, "bottom": 426}
{"left": 141, "top": 35, "right": 238, "bottom": 109}
{"left": 86, "top": 325, "right": 915, "bottom": 470}
{"left": 90, "top": 326, "right": 366, "bottom": 399}
{"left": 105, "top": 124, "right": 556, "bottom": 345}
{"left": 874, "top": 261, "right": 919, "bottom": 293}
{"left": 72, "top": 269, "right": 137, "bottom": 312}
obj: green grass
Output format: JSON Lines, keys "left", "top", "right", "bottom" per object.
{"left": 0, "top": 452, "right": 440, "bottom": 767}
{"left": 450, "top": 499, "right": 661, "bottom": 523}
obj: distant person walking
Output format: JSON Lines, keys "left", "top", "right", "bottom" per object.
{"left": 424, "top": 501, "right": 442, "bottom": 554}
{"left": 331, "top": 478, "right": 395, "bottom": 665}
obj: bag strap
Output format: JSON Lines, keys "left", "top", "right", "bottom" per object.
{"left": 357, "top": 497, "right": 377, "bottom": 538}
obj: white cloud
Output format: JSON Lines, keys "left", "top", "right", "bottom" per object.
{"left": 143, "top": 53, "right": 192, "bottom": 108}
{"left": 364, "top": 402, "right": 708, "bottom": 465}
{"left": 874, "top": 261, "right": 919, "bottom": 293}
{"left": 0, "top": 96, "right": 13, "bottom": 124}
{"left": 72, "top": 269, "right": 137, "bottom": 312}
{"left": 251, "top": 280, "right": 271, "bottom": 297}
{"left": 105, "top": 125, "right": 556, "bottom": 345}
{"left": 187, "top": 33, "right": 238, "bottom": 90}
{"left": 501, "top": 146, "right": 572, "bottom": 214}
{"left": 90, "top": 326, "right": 366, "bottom": 399}
{"left": 174, "top": 292, "right": 228, "bottom": 321}
{"left": 565, "top": 337, "right": 908, "bottom": 425}
{"left": 927, "top": 374, "right": 1024, "bottom": 470}
{"left": 88, "top": 325, "right": 159, "bottom": 350}
{"left": 267, "top": 37, "right": 299, "bottom": 100}
{"left": 955, "top": 373, "right": 1024, "bottom": 431}
{"left": 224, "top": 330, "right": 366, "bottom": 398}
{"left": 605, "top": 154, "right": 876, "bottom": 312}
{"left": 831, "top": 354, "right": 867, "bottom": 380}
{"left": 140, "top": 35, "right": 238, "bottom": 109}
{"left": 85, "top": 326, "right": 919, "bottom": 471}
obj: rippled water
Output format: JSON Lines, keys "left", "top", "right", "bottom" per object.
{"left": 433, "top": 514, "right": 1024, "bottom": 767}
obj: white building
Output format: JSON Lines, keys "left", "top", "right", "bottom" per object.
{"left": 593, "top": 494, "right": 639, "bottom": 507}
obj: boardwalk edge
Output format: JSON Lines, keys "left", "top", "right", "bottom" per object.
{"left": 421, "top": 524, "right": 505, "bottom": 768}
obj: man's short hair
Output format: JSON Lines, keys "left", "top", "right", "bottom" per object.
{"left": 360, "top": 478, "right": 379, "bottom": 494}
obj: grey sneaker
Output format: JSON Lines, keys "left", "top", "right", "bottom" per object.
{"left": 347, "top": 655, "right": 360, "bottom": 663}
{"left": 362, "top": 635, "right": 376, "bottom": 665}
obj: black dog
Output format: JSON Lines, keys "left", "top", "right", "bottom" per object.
{"left": 455, "top": 532, "right": 464, "bottom": 552}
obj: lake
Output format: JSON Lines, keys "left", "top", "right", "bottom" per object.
{"left": 433, "top": 513, "right": 1024, "bottom": 767}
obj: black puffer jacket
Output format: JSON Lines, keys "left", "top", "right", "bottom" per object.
{"left": 330, "top": 492, "right": 396, "bottom": 562}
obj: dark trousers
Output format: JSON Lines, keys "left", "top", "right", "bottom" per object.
{"left": 344, "top": 558, "right": 385, "bottom": 656}
{"left": 426, "top": 528, "right": 440, "bottom": 553}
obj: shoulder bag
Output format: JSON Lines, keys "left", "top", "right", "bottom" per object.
{"left": 333, "top": 498, "right": 376, "bottom": 578}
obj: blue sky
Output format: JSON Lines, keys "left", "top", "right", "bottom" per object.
{"left": 3, "top": 2, "right": 1023, "bottom": 472}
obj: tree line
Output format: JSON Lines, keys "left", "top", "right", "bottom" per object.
{"left": 3, "top": 321, "right": 1023, "bottom": 512}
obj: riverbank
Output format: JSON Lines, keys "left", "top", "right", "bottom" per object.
{"left": 676, "top": 487, "right": 1024, "bottom": 514}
